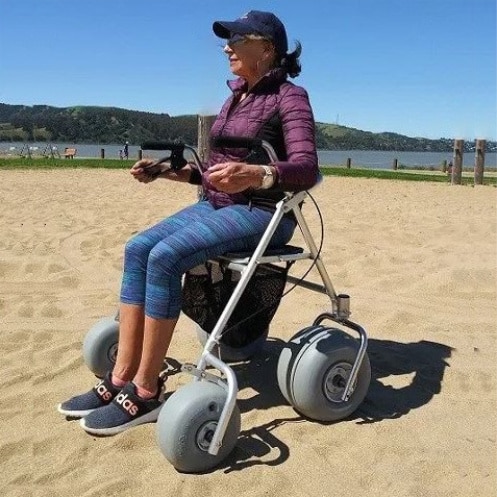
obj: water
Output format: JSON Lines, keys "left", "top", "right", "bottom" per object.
{"left": 317, "top": 150, "right": 497, "bottom": 169}
{"left": 1, "top": 142, "right": 495, "bottom": 169}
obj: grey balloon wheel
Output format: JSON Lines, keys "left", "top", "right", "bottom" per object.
{"left": 195, "top": 324, "right": 268, "bottom": 362}
{"left": 277, "top": 326, "right": 371, "bottom": 422}
{"left": 82, "top": 316, "right": 119, "bottom": 378}
{"left": 156, "top": 380, "right": 241, "bottom": 473}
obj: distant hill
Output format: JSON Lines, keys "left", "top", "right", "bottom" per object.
{"left": 315, "top": 123, "right": 495, "bottom": 152}
{"left": 0, "top": 103, "right": 494, "bottom": 152}
{"left": 0, "top": 104, "right": 198, "bottom": 145}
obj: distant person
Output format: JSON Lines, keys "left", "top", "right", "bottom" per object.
{"left": 123, "top": 141, "right": 129, "bottom": 160}
{"left": 119, "top": 150, "right": 123, "bottom": 160}
{"left": 447, "top": 160, "right": 453, "bottom": 175}
{"left": 58, "top": 10, "right": 318, "bottom": 435}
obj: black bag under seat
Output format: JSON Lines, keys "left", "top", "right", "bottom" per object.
{"left": 181, "top": 262, "right": 289, "bottom": 348}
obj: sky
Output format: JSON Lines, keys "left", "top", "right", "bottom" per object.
{"left": 0, "top": 0, "right": 495, "bottom": 140}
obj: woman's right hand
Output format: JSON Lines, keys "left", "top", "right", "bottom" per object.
{"left": 130, "top": 159, "right": 161, "bottom": 183}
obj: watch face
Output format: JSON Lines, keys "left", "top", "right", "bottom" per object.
{"left": 262, "top": 167, "right": 273, "bottom": 188}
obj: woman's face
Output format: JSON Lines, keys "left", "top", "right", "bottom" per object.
{"left": 224, "top": 36, "right": 274, "bottom": 80}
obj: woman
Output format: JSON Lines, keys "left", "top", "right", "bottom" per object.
{"left": 58, "top": 10, "right": 319, "bottom": 435}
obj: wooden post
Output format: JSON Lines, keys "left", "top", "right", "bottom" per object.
{"left": 451, "top": 139, "right": 464, "bottom": 185}
{"left": 197, "top": 115, "right": 216, "bottom": 199}
{"left": 100, "top": 148, "right": 105, "bottom": 159}
{"left": 346, "top": 158, "right": 352, "bottom": 169}
{"left": 393, "top": 158, "right": 398, "bottom": 170}
{"left": 197, "top": 115, "right": 216, "bottom": 163}
{"left": 474, "top": 139, "right": 486, "bottom": 185}
{"left": 442, "top": 159, "right": 447, "bottom": 173}
{"left": 138, "top": 149, "right": 143, "bottom": 160}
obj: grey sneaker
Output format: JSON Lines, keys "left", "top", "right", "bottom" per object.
{"left": 57, "top": 372, "right": 120, "bottom": 418}
{"left": 80, "top": 379, "right": 165, "bottom": 436}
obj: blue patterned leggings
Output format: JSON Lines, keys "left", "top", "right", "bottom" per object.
{"left": 120, "top": 201, "right": 296, "bottom": 319}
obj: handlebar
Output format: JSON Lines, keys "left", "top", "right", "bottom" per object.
{"left": 139, "top": 135, "right": 278, "bottom": 178}
{"left": 210, "top": 136, "right": 263, "bottom": 150}
{"left": 141, "top": 141, "right": 186, "bottom": 152}
{"left": 140, "top": 142, "right": 188, "bottom": 171}
{"left": 210, "top": 136, "right": 279, "bottom": 163}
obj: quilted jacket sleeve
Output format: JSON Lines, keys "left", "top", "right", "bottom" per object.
{"left": 271, "top": 84, "right": 320, "bottom": 191}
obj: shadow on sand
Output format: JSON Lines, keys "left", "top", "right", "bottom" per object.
{"left": 209, "top": 335, "right": 454, "bottom": 472}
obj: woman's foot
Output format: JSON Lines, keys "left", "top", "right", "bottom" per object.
{"left": 57, "top": 372, "right": 121, "bottom": 418}
{"left": 79, "top": 379, "right": 165, "bottom": 436}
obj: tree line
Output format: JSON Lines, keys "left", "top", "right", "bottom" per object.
{"left": 0, "top": 103, "right": 494, "bottom": 152}
{"left": 0, "top": 104, "right": 197, "bottom": 145}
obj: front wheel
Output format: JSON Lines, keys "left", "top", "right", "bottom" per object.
{"left": 156, "top": 380, "right": 241, "bottom": 473}
{"left": 277, "top": 326, "right": 371, "bottom": 422}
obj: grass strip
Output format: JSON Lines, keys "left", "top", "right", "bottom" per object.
{"left": 1, "top": 158, "right": 495, "bottom": 185}
{"left": 320, "top": 166, "right": 497, "bottom": 185}
{"left": 0, "top": 158, "right": 128, "bottom": 169}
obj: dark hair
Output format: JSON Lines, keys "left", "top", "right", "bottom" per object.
{"left": 280, "top": 41, "right": 302, "bottom": 78}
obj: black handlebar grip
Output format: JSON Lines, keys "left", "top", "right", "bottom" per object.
{"left": 141, "top": 141, "right": 185, "bottom": 151}
{"left": 211, "top": 136, "right": 263, "bottom": 149}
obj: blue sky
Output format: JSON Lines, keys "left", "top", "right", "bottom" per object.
{"left": 1, "top": 0, "right": 495, "bottom": 139}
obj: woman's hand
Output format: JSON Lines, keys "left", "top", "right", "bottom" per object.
{"left": 130, "top": 159, "right": 164, "bottom": 183}
{"left": 207, "top": 162, "right": 263, "bottom": 193}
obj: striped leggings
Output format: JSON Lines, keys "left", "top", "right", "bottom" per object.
{"left": 120, "top": 200, "right": 296, "bottom": 319}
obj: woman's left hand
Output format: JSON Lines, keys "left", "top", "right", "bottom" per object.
{"left": 207, "top": 162, "right": 262, "bottom": 193}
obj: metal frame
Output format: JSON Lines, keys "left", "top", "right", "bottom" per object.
{"left": 179, "top": 140, "right": 369, "bottom": 456}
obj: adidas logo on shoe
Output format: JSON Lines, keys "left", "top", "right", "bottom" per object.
{"left": 95, "top": 379, "right": 114, "bottom": 402}
{"left": 80, "top": 381, "right": 164, "bottom": 435}
{"left": 58, "top": 373, "right": 119, "bottom": 418}
{"left": 115, "top": 392, "right": 139, "bottom": 416}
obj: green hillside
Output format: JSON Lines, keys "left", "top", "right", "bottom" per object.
{"left": 314, "top": 122, "right": 473, "bottom": 152}
{"left": 0, "top": 103, "right": 494, "bottom": 152}
{"left": 0, "top": 104, "right": 198, "bottom": 145}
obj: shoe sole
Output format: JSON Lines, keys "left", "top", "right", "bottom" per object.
{"left": 79, "top": 404, "right": 163, "bottom": 436}
{"left": 57, "top": 404, "right": 97, "bottom": 418}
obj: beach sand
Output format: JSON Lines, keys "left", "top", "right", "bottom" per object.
{"left": 1, "top": 170, "right": 495, "bottom": 496}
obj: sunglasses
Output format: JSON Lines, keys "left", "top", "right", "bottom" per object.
{"left": 227, "top": 34, "right": 273, "bottom": 53}
{"left": 227, "top": 34, "right": 247, "bottom": 47}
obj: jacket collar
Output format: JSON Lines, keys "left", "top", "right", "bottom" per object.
{"left": 227, "top": 67, "right": 287, "bottom": 94}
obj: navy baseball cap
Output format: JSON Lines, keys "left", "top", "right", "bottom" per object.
{"left": 213, "top": 10, "right": 288, "bottom": 56}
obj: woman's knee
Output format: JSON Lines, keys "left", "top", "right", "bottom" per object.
{"left": 147, "top": 243, "right": 179, "bottom": 276}
{"left": 124, "top": 234, "right": 154, "bottom": 268}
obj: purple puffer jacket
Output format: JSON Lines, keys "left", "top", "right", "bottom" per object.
{"left": 200, "top": 67, "right": 319, "bottom": 209}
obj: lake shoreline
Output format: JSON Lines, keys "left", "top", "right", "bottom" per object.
{"left": 1, "top": 141, "right": 496, "bottom": 169}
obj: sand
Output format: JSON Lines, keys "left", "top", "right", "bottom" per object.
{"left": 1, "top": 169, "right": 496, "bottom": 497}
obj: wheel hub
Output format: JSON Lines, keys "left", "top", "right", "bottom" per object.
{"left": 323, "top": 362, "right": 353, "bottom": 403}
{"left": 196, "top": 421, "right": 218, "bottom": 452}
{"left": 107, "top": 343, "right": 118, "bottom": 363}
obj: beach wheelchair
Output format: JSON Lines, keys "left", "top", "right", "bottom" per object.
{"left": 82, "top": 137, "right": 371, "bottom": 473}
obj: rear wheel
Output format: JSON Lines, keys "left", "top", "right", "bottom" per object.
{"left": 82, "top": 317, "right": 119, "bottom": 378}
{"left": 195, "top": 324, "right": 268, "bottom": 362}
{"left": 277, "top": 326, "right": 371, "bottom": 421}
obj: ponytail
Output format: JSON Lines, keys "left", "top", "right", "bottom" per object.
{"left": 280, "top": 41, "right": 302, "bottom": 78}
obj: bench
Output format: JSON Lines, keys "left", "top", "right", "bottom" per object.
{"left": 63, "top": 147, "right": 77, "bottom": 159}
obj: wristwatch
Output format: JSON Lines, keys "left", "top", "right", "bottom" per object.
{"left": 260, "top": 165, "right": 274, "bottom": 189}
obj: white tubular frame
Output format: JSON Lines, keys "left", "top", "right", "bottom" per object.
{"left": 181, "top": 140, "right": 368, "bottom": 456}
